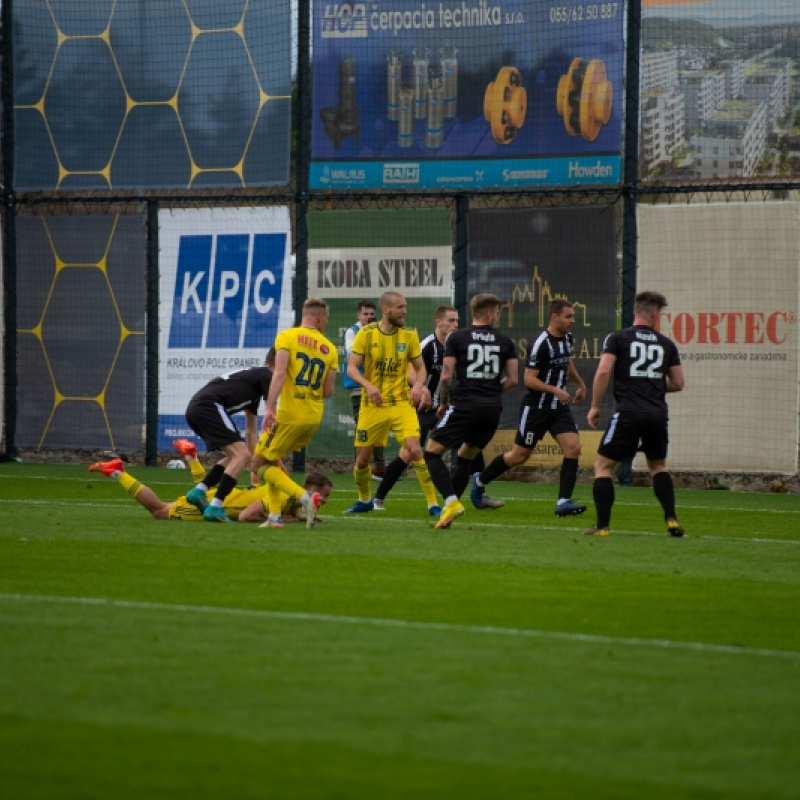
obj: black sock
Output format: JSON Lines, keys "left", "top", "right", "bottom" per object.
{"left": 203, "top": 463, "right": 226, "bottom": 490}
{"left": 473, "top": 451, "right": 486, "bottom": 473}
{"left": 424, "top": 451, "right": 455, "bottom": 498}
{"left": 479, "top": 454, "right": 511, "bottom": 486}
{"left": 451, "top": 456, "right": 475, "bottom": 498}
{"left": 593, "top": 477, "right": 614, "bottom": 528}
{"left": 653, "top": 471, "right": 677, "bottom": 520}
{"left": 375, "top": 456, "right": 407, "bottom": 501}
{"left": 558, "top": 457, "right": 579, "bottom": 500}
{"left": 214, "top": 472, "right": 238, "bottom": 504}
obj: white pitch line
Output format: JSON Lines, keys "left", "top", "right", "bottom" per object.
{"left": 1, "top": 592, "right": 798, "bottom": 662}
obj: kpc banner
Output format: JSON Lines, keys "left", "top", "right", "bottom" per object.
{"left": 158, "top": 207, "right": 293, "bottom": 451}
{"left": 311, "top": 0, "right": 624, "bottom": 190}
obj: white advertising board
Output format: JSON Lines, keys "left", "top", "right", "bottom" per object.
{"left": 638, "top": 202, "right": 800, "bottom": 473}
{"left": 158, "top": 207, "right": 294, "bottom": 450}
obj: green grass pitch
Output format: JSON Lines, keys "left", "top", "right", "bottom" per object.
{"left": 1, "top": 461, "right": 799, "bottom": 799}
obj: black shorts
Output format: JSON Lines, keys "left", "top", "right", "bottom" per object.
{"left": 514, "top": 403, "right": 578, "bottom": 449}
{"left": 417, "top": 410, "right": 438, "bottom": 444}
{"left": 185, "top": 400, "right": 244, "bottom": 451}
{"left": 597, "top": 411, "right": 669, "bottom": 462}
{"left": 429, "top": 404, "right": 502, "bottom": 450}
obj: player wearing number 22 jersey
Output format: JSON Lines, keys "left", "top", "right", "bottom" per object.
{"left": 586, "top": 290, "right": 685, "bottom": 538}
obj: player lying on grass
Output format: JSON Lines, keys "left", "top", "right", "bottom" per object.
{"left": 88, "top": 442, "right": 332, "bottom": 525}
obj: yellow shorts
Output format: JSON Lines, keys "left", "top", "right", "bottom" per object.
{"left": 255, "top": 421, "right": 319, "bottom": 461}
{"left": 355, "top": 403, "right": 420, "bottom": 448}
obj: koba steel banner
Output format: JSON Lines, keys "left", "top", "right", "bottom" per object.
{"left": 158, "top": 207, "right": 293, "bottom": 452}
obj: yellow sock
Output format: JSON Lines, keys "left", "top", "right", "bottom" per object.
{"left": 412, "top": 459, "right": 438, "bottom": 506}
{"left": 117, "top": 471, "right": 144, "bottom": 499}
{"left": 354, "top": 464, "right": 372, "bottom": 502}
{"left": 268, "top": 484, "right": 283, "bottom": 517}
{"left": 259, "top": 465, "right": 304, "bottom": 510}
{"left": 188, "top": 458, "right": 205, "bottom": 483}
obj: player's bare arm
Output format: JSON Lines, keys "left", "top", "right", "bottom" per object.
{"left": 568, "top": 361, "right": 587, "bottom": 403}
{"left": 262, "top": 348, "right": 290, "bottom": 431}
{"left": 323, "top": 366, "right": 336, "bottom": 399}
{"left": 244, "top": 410, "right": 258, "bottom": 454}
{"left": 587, "top": 353, "right": 615, "bottom": 429}
{"left": 501, "top": 357, "right": 519, "bottom": 392}
{"left": 666, "top": 364, "right": 685, "bottom": 393}
{"left": 408, "top": 355, "right": 428, "bottom": 408}
{"left": 524, "top": 366, "right": 571, "bottom": 404}
{"left": 347, "top": 351, "right": 382, "bottom": 406}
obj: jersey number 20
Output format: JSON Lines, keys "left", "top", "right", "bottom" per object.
{"left": 296, "top": 353, "right": 326, "bottom": 389}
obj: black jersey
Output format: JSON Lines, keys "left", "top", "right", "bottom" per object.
{"left": 445, "top": 325, "right": 517, "bottom": 407}
{"left": 603, "top": 325, "right": 681, "bottom": 414}
{"left": 420, "top": 332, "right": 446, "bottom": 410}
{"left": 189, "top": 367, "right": 273, "bottom": 415}
{"left": 524, "top": 329, "right": 575, "bottom": 410}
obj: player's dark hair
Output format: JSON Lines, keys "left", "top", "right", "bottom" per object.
{"left": 549, "top": 298, "right": 573, "bottom": 316}
{"left": 358, "top": 300, "right": 376, "bottom": 311}
{"left": 434, "top": 305, "right": 457, "bottom": 321}
{"left": 634, "top": 291, "right": 668, "bottom": 315}
{"left": 265, "top": 346, "right": 276, "bottom": 368}
{"left": 304, "top": 472, "right": 333, "bottom": 490}
{"left": 470, "top": 293, "right": 502, "bottom": 319}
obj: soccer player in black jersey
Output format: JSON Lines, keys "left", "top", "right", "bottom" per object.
{"left": 470, "top": 299, "right": 588, "bottom": 517}
{"left": 183, "top": 355, "right": 274, "bottom": 523}
{"left": 585, "top": 290, "right": 685, "bottom": 537}
{"left": 424, "top": 293, "right": 518, "bottom": 529}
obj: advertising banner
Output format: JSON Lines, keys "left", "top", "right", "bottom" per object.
{"left": 307, "top": 208, "right": 453, "bottom": 457}
{"left": 467, "top": 206, "right": 617, "bottom": 466}
{"left": 640, "top": 0, "right": 800, "bottom": 183}
{"left": 158, "top": 207, "right": 293, "bottom": 452}
{"left": 638, "top": 202, "right": 800, "bottom": 473}
{"left": 311, "top": 0, "right": 624, "bottom": 190}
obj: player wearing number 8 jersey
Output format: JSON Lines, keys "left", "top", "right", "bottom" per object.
{"left": 254, "top": 298, "right": 338, "bottom": 529}
{"left": 585, "top": 290, "right": 685, "bottom": 537}
{"left": 425, "top": 293, "right": 518, "bottom": 528}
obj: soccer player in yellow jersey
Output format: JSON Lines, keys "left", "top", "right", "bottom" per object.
{"left": 254, "top": 297, "right": 338, "bottom": 529}
{"left": 344, "top": 291, "right": 440, "bottom": 516}
{"left": 88, "top": 452, "right": 332, "bottom": 524}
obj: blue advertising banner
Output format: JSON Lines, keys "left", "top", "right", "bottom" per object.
{"left": 157, "top": 208, "right": 294, "bottom": 452}
{"left": 311, "top": 0, "right": 624, "bottom": 189}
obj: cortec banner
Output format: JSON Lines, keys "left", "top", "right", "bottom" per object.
{"left": 311, "top": 0, "right": 624, "bottom": 190}
{"left": 638, "top": 202, "right": 800, "bottom": 474}
{"left": 467, "top": 206, "right": 617, "bottom": 466}
{"left": 158, "top": 207, "right": 293, "bottom": 452}
{"left": 308, "top": 208, "right": 453, "bottom": 458}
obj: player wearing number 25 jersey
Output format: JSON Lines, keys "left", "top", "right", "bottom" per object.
{"left": 425, "top": 294, "right": 518, "bottom": 529}
{"left": 586, "top": 290, "right": 685, "bottom": 538}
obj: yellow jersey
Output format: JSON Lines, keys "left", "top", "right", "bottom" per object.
{"left": 350, "top": 323, "right": 421, "bottom": 407}
{"left": 274, "top": 325, "right": 338, "bottom": 426}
